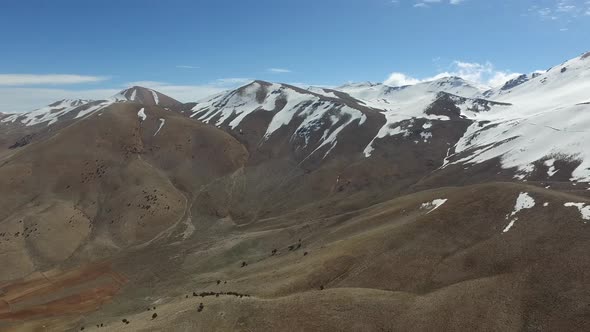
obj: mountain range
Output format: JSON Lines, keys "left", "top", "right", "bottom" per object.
{"left": 0, "top": 51, "right": 589, "bottom": 331}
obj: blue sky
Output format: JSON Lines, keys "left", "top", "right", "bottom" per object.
{"left": 1, "top": 0, "right": 589, "bottom": 112}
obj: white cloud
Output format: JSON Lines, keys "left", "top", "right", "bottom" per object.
{"left": 384, "top": 72, "right": 422, "bottom": 86}
{"left": 176, "top": 65, "right": 199, "bottom": 69}
{"left": 384, "top": 60, "right": 522, "bottom": 88}
{"left": 528, "top": 0, "right": 590, "bottom": 21}
{"left": 0, "top": 74, "right": 108, "bottom": 86}
{"left": 487, "top": 71, "right": 523, "bottom": 87}
{"left": 268, "top": 68, "right": 292, "bottom": 73}
{"left": 414, "top": 0, "right": 464, "bottom": 8}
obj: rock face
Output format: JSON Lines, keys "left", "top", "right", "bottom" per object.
{"left": 500, "top": 74, "right": 530, "bottom": 90}
{"left": 0, "top": 52, "right": 590, "bottom": 331}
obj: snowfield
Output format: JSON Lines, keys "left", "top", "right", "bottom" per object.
{"left": 447, "top": 53, "right": 590, "bottom": 182}
{"left": 564, "top": 202, "right": 590, "bottom": 221}
{"left": 503, "top": 192, "right": 536, "bottom": 233}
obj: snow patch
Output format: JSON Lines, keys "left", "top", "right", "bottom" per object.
{"left": 154, "top": 118, "right": 165, "bottom": 136}
{"left": 510, "top": 192, "right": 536, "bottom": 217}
{"left": 564, "top": 202, "right": 590, "bottom": 221}
{"left": 151, "top": 90, "right": 159, "bottom": 105}
{"left": 503, "top": 192, "right": 536, "bottom": 233}
{"left": 544, "top": 159, "right": 558, "bottom": 177}
{"left": 420, "top": 199, "right": 448, "bottom": 214}
{"left": 420, "top": 131, "right": 432, "bottom": 143}
{"left": 138, "top": 108, "right": 147, "bottom": 121}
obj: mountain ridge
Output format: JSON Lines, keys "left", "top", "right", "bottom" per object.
{"left": 1, "top": 51, "right": 590, "bottom": 331}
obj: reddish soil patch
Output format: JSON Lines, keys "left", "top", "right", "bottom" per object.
{"left": 0, "top": 262, "right": 127, "bottom": 321}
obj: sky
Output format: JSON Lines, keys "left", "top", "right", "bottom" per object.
{"left": 1, "top": 0, "right": 589, "bottom": 112}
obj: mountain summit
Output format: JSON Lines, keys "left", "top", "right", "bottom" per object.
{"left": 112, "top": 86, "right": 183, "bottom": 108}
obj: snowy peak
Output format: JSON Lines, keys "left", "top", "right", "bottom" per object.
{"left": 191, "top": 80, "right": 370, "bottom": 128}
{"left": 48, "top": 99, "right": 92, "bottom": 108}
{"left": 419, "top": 76, "right": 485, "bottom": 96}
{"left": 112, "top": 86, "right": 182, "bottom": 108}
{"left": 484, "top": 51, "right": 590, "bottom": 106}
{"left": 190, "top": 80, "right": 372, "bottom": 161}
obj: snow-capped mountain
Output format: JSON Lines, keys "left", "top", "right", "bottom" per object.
{"left": 336, "top": 76, "right": 484, "bottom": 109}
{"left": 0, "top": 87, "right": 184, "bottom": 128}
{"left": 2, "top": 51, "right": 589, "bottom": 183}
{"left": 188, "top": 80, "right": 376, "bottom": 161}
{"left": 443, "top": 51, "right": 590, "bottom": 182}
{"left": 0, "top": 99, "right": 110, "bottom": 127}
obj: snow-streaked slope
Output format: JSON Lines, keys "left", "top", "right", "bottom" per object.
{"left": 446, "top": 52, "right": 590, "bottom": 182}
{"left": 486, "top": 54, "right": 590, "bottom": 110}
{"left": 0, "top": 99, "right": 112, "bottom": 127}
{"left": 338, "top": 77, "right": 484, "bottom": 111}
{"left": 334, "top": 78, "right": 493, "bottom": 157}
{"left": 1, "top": 85, "right": 179, "bottom": 129}
{"left": 190, "top": 81, "right": 369, "bottom": 159}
